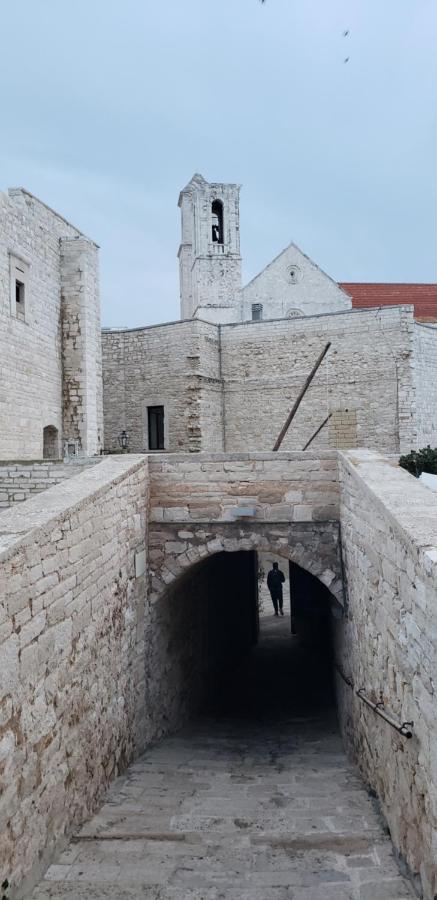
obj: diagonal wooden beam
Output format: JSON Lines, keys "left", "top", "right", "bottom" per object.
{"left": 302, "top": 413, "right": 332, "bottom": 451}
{"left": 273, "top": 342, "right": 331, "bottom": 451}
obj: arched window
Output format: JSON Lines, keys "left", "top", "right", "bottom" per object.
{"left": 211, "top": 200, "right": 224, "bottom": 244}
{"left": 43, "top": 425, "right": 59, "bottom": 460}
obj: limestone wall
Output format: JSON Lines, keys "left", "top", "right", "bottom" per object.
{"left": 148, "top": 451, "right": 340, "bottom": 524}
{"left": 337, "top": 449, "right": 437, "bottom": 899}
{"left": 0, "top": 189, "right": 102, "bottom": 460}
{"left": 0, "top": 455, "right": 148, "bottom": 896}
{"left": 102, "top": 320, "right": 222, "bottom": 454}
{"left": 145, "top": 550, "right": 257, "bottom": 738}
{"left": 61, "top": 237, "right": 103, "bottom": 457}
{"left": 102, "top": 306, "right": 419, "bottom": 458}
{"left": 413, "top": 323, "right": 437, "bottom": 449}
{"left": 148, "top": 452, "right": 343, "bottom": 606}
{"left": 0, "top": 189, "right": 77, "bottom": 459}
{"left": 0, "top": 459, "right": 102, "bottom": 510}
{"left": 221, "top": 306, "right": 416, "bottom": 454}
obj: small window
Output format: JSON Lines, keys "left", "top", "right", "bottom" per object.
{"left": 288, "top": 265, "right": 301, "bottom": 284}
{"left": 10, "top": 255, "right": 29, "bottom": 321}
{"left": 148, "top": 405, "right": 165, "bottom": 450}
{"left": 252, "top": 303, "right": 263, "bottom": 321}
{"left": 43, "top": 425, "right": 59, "bottom": 459}
{"left": 211, "top": 200, "right": 224, "bottom": 244}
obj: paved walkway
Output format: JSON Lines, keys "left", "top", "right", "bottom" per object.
{"left": 30, "top": 614, "right": 414, "bottom": 900}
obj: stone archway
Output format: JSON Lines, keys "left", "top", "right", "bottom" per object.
{"left": 148, "top": 520, "right": 344, "bottom": 608}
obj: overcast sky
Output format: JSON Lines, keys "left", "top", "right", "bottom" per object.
{"left": 1, "top": 0, "right": 436, "bottom": 327}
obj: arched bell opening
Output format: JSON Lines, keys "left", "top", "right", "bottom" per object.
{"left": 211, "top": 199, "right": 224, "bottom": 244}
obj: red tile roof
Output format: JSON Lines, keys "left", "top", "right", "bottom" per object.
{"left": 340, "top": 283, "right": 437, "bottom": 322}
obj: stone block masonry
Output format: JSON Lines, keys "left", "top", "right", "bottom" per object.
{"left": 2, "top": 447, "right": 437, "bottom": 898}
{"left": 0, "top": 459, "right": 102, "bottom": 510}
{"left": 102, "top": 319, "right": 222, "bottom": 454}
{"left": 0, "top": 188, "right": 103, "bottom": 460}
{"left": 337, "top": 449, "right": 437, "bottom": 899}
{"left": 413, "top": 322, "right": 437, "bottom": 448}
{"left": 0, "top": 455, "right": 148, "bottom": 897}
{"left": 102, "top": 305, "right": 421, "bottom": 457}
{"left": 220, "top": 305, "right": 417, "bottom": 454}
{"left": 61, "top": 237, "right": 103, "bottom": 456}
{"left": 148, "top": 451, "right": 344, "bottom": 606}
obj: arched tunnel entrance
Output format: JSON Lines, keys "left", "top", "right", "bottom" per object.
{"left": 37, "top": 547, "right": 415, "bottom": 899}
{"left": 145, "top": 549, "right": 338, "bottom": 738}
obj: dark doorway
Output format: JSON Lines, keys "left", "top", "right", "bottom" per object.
{"left": 203, "top": 552, "right": 335, "bottom": 720}
{"left": 289, "top": 560, "right": 333, "bottom": 647}
{"left": 43, "top": 425, "right": 59, "bottom": 459}
{"left": 147, "top": 405, "right": 165, "bottom": 451}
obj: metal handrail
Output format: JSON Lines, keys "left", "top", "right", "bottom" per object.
{"left": 356, "top": 689, "right": 414, "bottom": 739}
{"left": 334, "top": 664, "right": 414, "bottom": 739}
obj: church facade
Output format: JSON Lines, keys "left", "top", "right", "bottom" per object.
{"left": 102, "top": 174, "right": 437, "bottom": 456}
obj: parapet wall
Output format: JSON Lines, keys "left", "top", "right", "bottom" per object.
{"left": 0, "top": 456, "right": 148, "bottom": 896}
{"left": 0, "top": 459, "right": 102, "bottom": 510}
{"left": 2, "top": 447, "right": 437, "bottom": 898}
{"left": 148, "top": 450, "right": 340, "bottom": 523}
{"left": 337, "top": 449, "right": 437, "bottom": 899}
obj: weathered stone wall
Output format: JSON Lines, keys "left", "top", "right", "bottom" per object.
{"left": 144, "top": 550, "right": 257, "bottom": 738}
{"left": 242, "top": 242, "right": 352, "bottom": 321}
{"left": 337, "top": 449, "right": 437, "bottom": 899}
{"left": 220, "top": 306, "right": 416, "bottom": 454}
{"left": 0, "top": 459, "right": 101, "bottom": 510}
{"left": 102, "top": 306, "right": 420, "bottom": 457}
{"left": 148, "top": 452, "right": 343, "bottom": 605}
{"left": 0, "top": 189, "right": 102, "bottom": 461}
{"left": 61, "top": 237, "right": 103, "bottom": 456}
{"left": 413, "top": 322, "right": 437, "bottom": 450}
{"left": 0, "top": 455, "right": 148, "bottom": 897}
{"left": 178, "top": 175, "right": 242, "bottom": 324}
{"left": 102, "top": 320, "right": 223, "bottom": 454}
{"left": 148, "top": 451, "right": 340, "bottom": 524}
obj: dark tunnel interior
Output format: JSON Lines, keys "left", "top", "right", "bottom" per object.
{"left": 206, "top": 552, "right": 336, "bottom": 722}
{"left": 150, "top": 549, "right": 337, "bottom": 736}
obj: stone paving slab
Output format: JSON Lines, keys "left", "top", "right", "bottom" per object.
{"left": 28, "top": 617, "right": 415, "bottom": 900}
{"left": 29, "top": 716, "right": 414, "bottom": 900}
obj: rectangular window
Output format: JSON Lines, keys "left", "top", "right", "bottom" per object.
{"left": 10, "top": 255, "right": 29, "bottom": 321}
{"left": 148, "top": 405, "right": 165, "bottom": 450}
{"left": 16, "top": 279, "right": 25, "bottom": 318}
{"left": 252, "top": 303, "right": 263, "bottom": 321}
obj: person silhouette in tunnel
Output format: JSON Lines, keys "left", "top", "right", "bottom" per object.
{"left": 267, "top": 562, "right": 285, "bottom": 616}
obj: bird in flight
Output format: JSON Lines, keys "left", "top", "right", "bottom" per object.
{"left": 343, "top": 29, "right": 350, "bottom": 37}
{"left": 344, "top": 57, "right": 350, "bottom": 63}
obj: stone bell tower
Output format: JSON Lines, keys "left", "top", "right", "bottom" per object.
{"left": 178, "top": 173, "right": 242, "bottom": 324}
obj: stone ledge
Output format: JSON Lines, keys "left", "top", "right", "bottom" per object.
{"left": 0, "top": 455, "right": 147, "bottom": 561}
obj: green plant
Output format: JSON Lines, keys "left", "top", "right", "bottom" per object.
{"left": 399, "top": 445, "right": 437, "bottom": 478}
{"left": 1, "top": 879, "right": 10, "bottom": 900}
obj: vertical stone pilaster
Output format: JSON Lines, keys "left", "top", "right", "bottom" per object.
{"left": 61, "top": 237, "right": 103, "bottom": 456}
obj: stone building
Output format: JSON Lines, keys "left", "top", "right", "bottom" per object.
{"left": 102, "top": 173, "right": 437, "bottom": 456}
{"left": 2, "top": 178, "right": 437, "bottom": 900}
{"left": 0, "top": 188, "right": 103, "bottom": 461}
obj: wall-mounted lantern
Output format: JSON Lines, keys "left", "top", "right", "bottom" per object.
{"left": 118, "top": 430, "right": 129, "bottom": 451}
